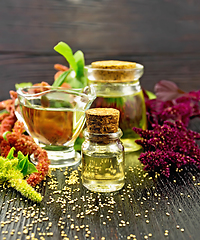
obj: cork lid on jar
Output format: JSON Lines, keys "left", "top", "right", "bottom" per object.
{"left": 85, "top": 108, "right": 120, "bottom": 134}
{"left": 91, "top": 60, "right": 136, "bottom": 69}
{"left": 89, "top": 60, "right": 140, "bottom": 82}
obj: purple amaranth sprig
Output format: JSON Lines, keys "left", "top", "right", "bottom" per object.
{"left": 139, "top": 150, "right": 197, "bottom": 177}
{"left": 133, "top": 120, "right": 200, "bottom": 177}
{"left": 145, "top": 82, "right": 200, "bottom": 129}
{"left": 159, "top": 102, "right": 192, "bottom": 126}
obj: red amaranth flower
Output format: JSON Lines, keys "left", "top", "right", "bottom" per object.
{"left": 0, "top": 120, "right": 50, "bottom": 186}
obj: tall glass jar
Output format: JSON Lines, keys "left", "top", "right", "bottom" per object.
{"left": 85, "top": 61, "right": 147, "bottom": 152}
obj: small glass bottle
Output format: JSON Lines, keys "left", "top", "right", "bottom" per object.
{"left": 81, "top": 108, "right": 125, "bottom": 192}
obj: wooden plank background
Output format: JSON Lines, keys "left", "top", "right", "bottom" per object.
{"left": 0, "top": 0, "right": 200, "bottom": 100}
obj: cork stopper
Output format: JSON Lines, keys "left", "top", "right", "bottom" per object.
{"left": 90, "top": 60, "right": 136, "bottom": 81}
{"left": 91, "top": 60, "right": 136, "bottom": 69}
{"left": 85, "top": 108, "right": 120, "bottom": 134}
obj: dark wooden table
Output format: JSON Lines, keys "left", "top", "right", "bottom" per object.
{"left": 1, "top": 0, "right": 200, "bottom": 238}
{"left": 0, "top": 118, "right": 200, "bottom": 240}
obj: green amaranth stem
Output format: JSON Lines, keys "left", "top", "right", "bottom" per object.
{"left": 9, "top": 177, "right": 43, "bottom": 202}
{"left": 0, "top": 158, "right": 42, "bottom": 202}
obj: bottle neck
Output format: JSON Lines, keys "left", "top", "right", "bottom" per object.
{"left": 89, "top": 81, "right": 141, "bottom": 97}
{"left": 83, "top": 128, "right": 123, "bottom": 144}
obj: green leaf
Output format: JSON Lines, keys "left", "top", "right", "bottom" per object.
{"left": 3, "top": 131, "right": 11, "bottom": 141}
{"left": 80, "top": 76, "right": 88, "bottom": 87}
{"left": 145, "top": 90, "right": 156, "bottom": 100}
{"left": 6, "top": 147, "right": 15, "bottom": 160}
{"left": 20, "top": 157, "right": 29, "bottom": 177}
{"left": 104, "top": 97, "right": 124, "bottom": 108}
{"left": 0, "top": 157, "right": 6, "bottom": 169}
{"left": 54, "top": 42, "right": 77, "bottom": 73}
{"left": 53, "top": 42, "right": 88, "bottom": 88}
{"left": 26, "top": 162, "right": 38, "bottom": 176}
{"left": 74, "top": 50, "right": 85, "bottom": 78}
{"left": 74, "top": 136, "right": 84, "bottom": 152}
{"left": 67, "top": 76, "right": 84, "bottom": 89}
{"left": 17, "top": 151, "right": 25, "bottom": 162}
{"left": 17, "top": 153, "right": 38, "bottom": 177}
{"left": 52, "top": 70, "right": 72, "bottom": 87}
{"left": 0, "top": 109, "right": 8, "bottom": 115}
{"left": 18, "top": 155, "right": 28, "bottom": 172}
{"left": 15, "top": 82, "right": 33, "bottom": 90}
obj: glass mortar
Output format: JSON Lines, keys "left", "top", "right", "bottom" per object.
{"left": 85, "top": 63, "right": 147, "bottom": 152}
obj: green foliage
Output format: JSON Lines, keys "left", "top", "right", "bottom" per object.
{"left": 74, "top": 136, "right": 84, "bottom": 152}
{"left": 2, "top": 131, "right": 11, "bottom": 141}
{"left": 0, "top": 109, "right": 8, "bottom": 116}
{"left": 145, "top": 90, "right": 156, "bottom": 99}
{"left": 15, "top": 82, "right": 33, "bottom": 90}
{"left": 16, "top": 151, "right": 38, "bottom": 177}
{"left": 104, "top": 97, "right": 124, "bottom": 108}
{"left": 54, "top": 41, "right": 77, "bottom": 72}
{"left": 6, "top": 146, "right": 15, "bottom": 159}
{"left": 52, "top": 70, "right": 72, "bottom": 87}
{"left": 74, "top": 50, "right": 85, "bottom": 78}
{"left": 0, "top": 147, "right": 42, "bottom": 202}
{"left": 53, "top": 41, "right": 87, "bottom": 88}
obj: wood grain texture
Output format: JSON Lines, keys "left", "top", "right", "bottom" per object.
{"left": 0, "top": 0, "right": 200, "bottom": 99}
{"left": 0, "top": 118, "right": 200, "bottom": 240}
{"left": 1, "top": 0, "right": 200, "bottom": 53}
{"left": 0, "top": 1, "right": 200, "bottom": 239}
{"left": 0, "top": 53, "right": 200, "bottom": 101}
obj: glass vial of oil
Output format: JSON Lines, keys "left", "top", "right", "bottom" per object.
{"left": 81, "top": 108, "right": 125, "bottom": 192}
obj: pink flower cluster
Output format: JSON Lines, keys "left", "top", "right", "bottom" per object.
{"left": 133, "top": 120, "right": 200, "bottom": 177}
